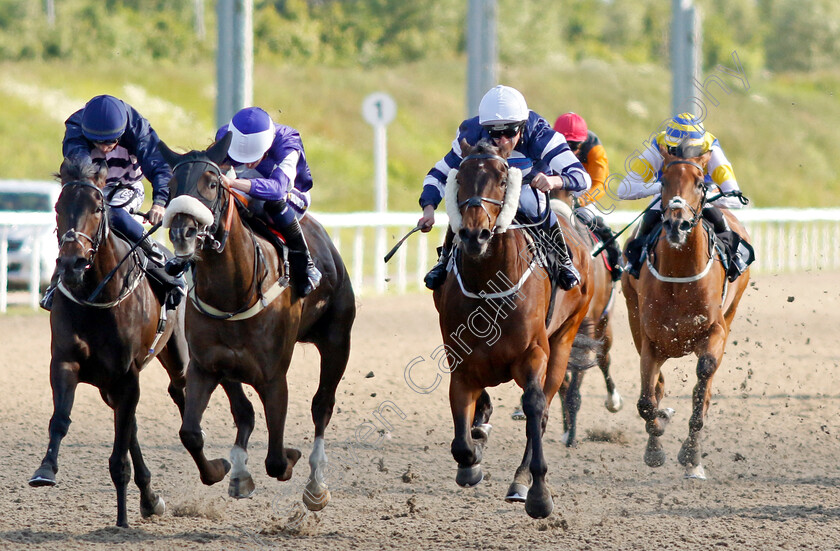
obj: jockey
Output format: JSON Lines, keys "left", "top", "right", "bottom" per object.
{"left": 419, "top": 85, "right": 591, "bottom": 291}
{"left": 214, "top": 107, "right": 322, "bottom": 297}
{"left": 619, "top": 112, "right": 748, "bottom": 280}
{"left": 553, "top": 112, "right": 622, "bottom": 282}
{"left": 41, "top": 94, "right": 183, "bottom": 310}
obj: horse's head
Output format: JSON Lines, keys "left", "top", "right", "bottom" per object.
{"left": 447, "top": 138, "right": 522, "bottom": 257}
{"left": 159, "top": 133, "right": 232, "bottom": 259}
{"left": 54, "top": 157, "right": 109, "bottom": 288}
{"left": 658, "top": 142, "right": 711, "bottom": 247}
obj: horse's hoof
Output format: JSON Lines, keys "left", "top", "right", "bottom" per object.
{"left": 678, "top": 438, "right": 702, "bottom": 468}
{"left": 471, "top": 423, "right": 492, "bottom": 441}
{"left": 559, "top": 431, "right": 569, "bottom": 446}
{"left": 684, "top": 464, "right": 706, "bottom": 480}
{"left": 525, "top": 484, "right": 554, "bottom": 519}
{"left": 456, "top": 464, "right": 483, "bottom": 488}
{"left": 303, "top": 482, "right": 330, "bottom": 511}
{"left": 505, "top": 483, "right": 529, "bottom": 503}
{"left": 644, "top": 447, "right": 667, "bottom": 468}
{"left": 228, "top": 475, "right": 256, "bottom": 499}
{"left": 511, "top": 408, "right": 526, "bottom": 421}
{"left": 141, "top": 496, "right": 166, "bottom": 518}
{"left": 201, "top": 458, "right": 231, "bottom": 486}
{"left": 605, "top": 390, "right": 623, "bottom": 413}
{"left": 29, "top": 466, "right": 57, "bottom": 487}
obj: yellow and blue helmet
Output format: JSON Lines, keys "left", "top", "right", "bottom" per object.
{"left": 663, "top": 112, "right": 711, "bottom": 152}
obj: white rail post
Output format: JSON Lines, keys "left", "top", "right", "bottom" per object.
{"left": 0, "top": 226, "right": 8, "bottom": 313}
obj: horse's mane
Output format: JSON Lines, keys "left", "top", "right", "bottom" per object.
{"left": 55, "top": 155, "right": 101, "bottom": 182}
{"left": 668, "top": 138, "right": 704, "bottom": 160}
{"left": 470, "top": 138, "right": 503, "bottom": 157}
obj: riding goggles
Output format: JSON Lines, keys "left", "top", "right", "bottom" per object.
{"left": 484, "top": 122, "right": 524, "bottom": 140}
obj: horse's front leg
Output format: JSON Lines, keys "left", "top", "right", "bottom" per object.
{"left": 449, "top": 378, "right": 484, "bottom": 488}
{"left": 259, "top": 376, "right": 301, "bottom": 482}
{"left": 637, "top": 342, "right": 673, "bottom": 468}
{"left": 109, "top": 376, "right": 140, "bottom": 528}
{"left": 179, "top": 363, "right": 230, "bottom": 485}
{"left": 30, "top": 360, "right": 79, "bottom": 487}
{"left": 599, "top": 323, "right": 623, "bottom": 413}
{"left": 220, "top": 381, "right": 256, "bottom": 499}
{"left": 679, "top": 324, "right": 728, "bottom": 479}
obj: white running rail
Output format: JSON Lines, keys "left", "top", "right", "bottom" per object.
{"left": 3, "top": 208, "right": 840, "bottom": 310}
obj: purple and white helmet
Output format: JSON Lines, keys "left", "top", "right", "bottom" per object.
{"left": 228, "top": 107, "right": 275, "bottom": 164}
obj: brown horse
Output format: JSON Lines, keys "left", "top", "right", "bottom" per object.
{"left": 550, "top": 194, "right": 622, "bottom": 448}
{"left": 28, "top": 157, "right": 226, "bottom": 527}
{"left": 435, "top": 139, "right": 593, "bottom": 518}
{"left": 621, "top": 146, "right": 750, "bottom": 479}
{"left": 158, "top": 134, "right": 355, "bottom": 511}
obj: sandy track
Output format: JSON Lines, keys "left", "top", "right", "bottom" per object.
{"left": 1, "top": 271, "right": 839, "bottom": 550}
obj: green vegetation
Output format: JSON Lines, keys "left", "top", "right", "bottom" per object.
{"left": 0, "top": 0, "right": 837, "bottom": 210}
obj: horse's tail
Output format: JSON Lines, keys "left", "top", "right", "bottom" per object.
{"left": 568, "top": 318, "right": 603, "bottom": 372}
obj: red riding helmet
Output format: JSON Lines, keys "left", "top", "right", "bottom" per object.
{"left": 553, "top": 112, "right": 588, "bottom": 143}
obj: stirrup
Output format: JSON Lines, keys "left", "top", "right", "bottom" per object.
{"left": 39, "top": 286, "right": 55, "bottom": 311}
{"left": 289, "top": 252, "right": 321, "bottom": 297}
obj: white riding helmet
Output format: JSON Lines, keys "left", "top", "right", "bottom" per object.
{"left": 227, "top": 107, "right": 275, "bottom": 164}
{"left": 478, "top": 85, "right": 529, "bottom": 129}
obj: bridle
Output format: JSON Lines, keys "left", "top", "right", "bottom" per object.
{"left": 457, "top": 153, "right": 509, "bottom": 230}
{"left": 662, "top": 159, "right": 707, "bottom": 231}
{"left": 57, "top": 180, "right": 109, "bottom": 269}
{"left": 170, "top": 157, "right": 235, "bottom": 252}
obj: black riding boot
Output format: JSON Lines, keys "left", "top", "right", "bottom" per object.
{"left": 591, "top": 217, "right": 624, "bottom": 282}
{"left": 625, "top": 209, "right": 661, "bottom": 278}
{"left": 139, "top": 237, "right": 185, "bottom": 310}
{"left": 550, "top": 224, "right": 581, "bottom": 291}
{"left": 278, "top": 217, "right": 322, "bottom": 297}
{"left": 39, "top": 268, "right": 59, "bottom": 311}
{"left": 424, "top": 227, "right": 455, "bottom": 290}
{"left": 702, "top": 205, "right": 730, "bottom": 234}
{"left": 138, "top": 236, "right": 166, "bottom": 266}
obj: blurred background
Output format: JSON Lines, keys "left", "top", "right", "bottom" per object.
{"left": 1, "top": 0, "right": 838, "bottom": 210}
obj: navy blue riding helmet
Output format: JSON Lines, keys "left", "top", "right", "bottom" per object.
{"left": 81, "top": 95, "right": 128, "bottom": 142}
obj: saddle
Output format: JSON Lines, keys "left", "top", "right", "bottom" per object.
{"left": 231, "top": 195, "right": 290, "bottom": 273}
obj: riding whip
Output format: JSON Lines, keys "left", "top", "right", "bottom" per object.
{"left": 88, "top": 221, "right": 162, "bottom": 302}
{"left": 383, "top": 225, "right": 422, "bottom": 263}
{"left": 591, "top": 197, "right": 661, "bottom": 258}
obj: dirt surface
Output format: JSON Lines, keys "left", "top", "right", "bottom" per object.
{"left": 1, "top": 271, "right": 839, "bottom": 550}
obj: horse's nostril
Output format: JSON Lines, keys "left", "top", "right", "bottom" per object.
{"left": 679, "top": 220, "right": 692, "bottom": 232}
{"left": 186, "top": 228, "right": 197, "bottom": 238}
{"left": 478, "top": 229, "right": 492, "bottom": 242}
{"left": 73, "top": 257, "right": 89, "bottom": 271}
{"left": 458, "top": 229, "right": 470, "bottom": 242}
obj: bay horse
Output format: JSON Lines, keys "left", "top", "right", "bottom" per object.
{"left": 550, "top": 194, "right": 622, "bottom": 448}
{"left": 621, "top": 145, "right": 750, "bottom": 479}
{"left": 29, "top": 157, "right": 213, "bottom": 527}
{"left": 158, "top": 133, "right": 355, "bottom": 511}
{"left": 435, "top": 139, "right": 594, "bottom": 518}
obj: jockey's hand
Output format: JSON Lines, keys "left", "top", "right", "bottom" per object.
{"left": 221, "top": 173, "right": 253, "bottom": 194}
{"left": 418, "top": 205, "right": 436, "bottom": 232}
{"left": 530, "top": 173, "right": 564, "bottom": 192}
{"left": 146, "top": 204, "right": 165, "bottom": 225}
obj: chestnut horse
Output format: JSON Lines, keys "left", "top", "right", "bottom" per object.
{"left": 621, "top": 146, "right": 750, "bottom": 479}
{"left": 435, "top": 139, "right": 593, "bottom": 518}
{"left": 158, "top": 134, "right": 355, "bottom": 511}
{"left": 551, "top": 194, "right": 622, "bottom": 448}
{"left": 27, "top": 157, "right": 253, "bottom": 527}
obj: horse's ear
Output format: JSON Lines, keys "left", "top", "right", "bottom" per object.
{"left": 697, "top": 149, "right": 712, "bottom": 170}
{"left": 460, "top": 138, "right": 474, "bottom": 158}
{"left": 207, "top": 131, "right": 233, "bottom": 165}
{"left": 158, "top": 139, "right": 181, "bottom": 169}
{"left": 659, "top": 143, "right": 672, "bottom": 163}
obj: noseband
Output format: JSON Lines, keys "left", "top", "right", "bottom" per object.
{"left": 662, "top": 159, "right": 707, "bottom": 230}
{"left": 457, "top": 153, "right": 509, "bottom": 230}
{"left": 58, "top": 180, "right": 108, "bottom": 268}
